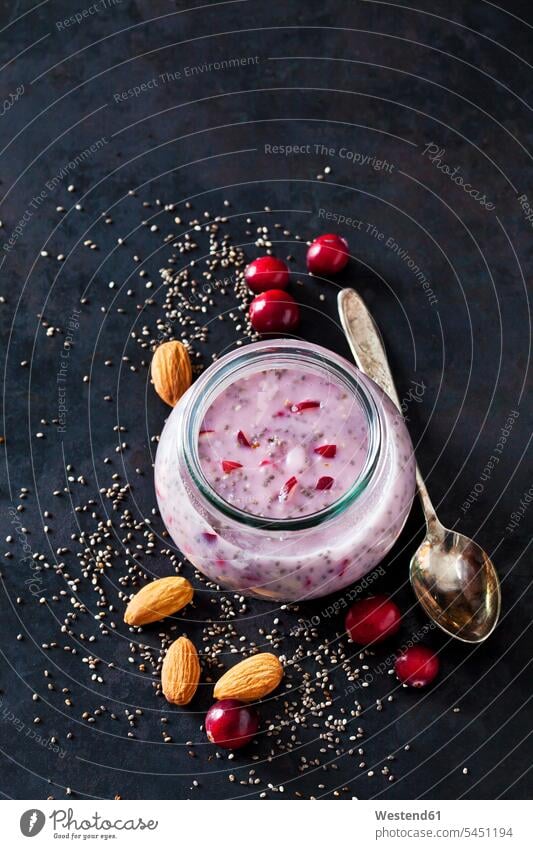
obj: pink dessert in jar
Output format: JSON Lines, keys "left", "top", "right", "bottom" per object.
{"left": 154, "top": 340, "right": 416, "bottom": 601}
{"left": 197, "top": 369, "right": 370, "bottom": 519}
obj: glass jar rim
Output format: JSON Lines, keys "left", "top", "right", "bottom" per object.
{"left": 180, "top": 340, "right": 382, "bottom": 531}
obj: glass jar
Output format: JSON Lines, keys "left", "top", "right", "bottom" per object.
{"left": 154, "top": 340, "right": 415, "bottom": 601}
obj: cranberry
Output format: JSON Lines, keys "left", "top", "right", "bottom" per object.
{"left": 279, "top": 475, "right": 298, "bottom": 501}
{"left": 245, "top": 256, "right": 289, "bottom": 293}
{"left": 314, "top": 443, "right": 337, "bottom": 458}
{"left": 307, "top": 233, "right": 349, "bottom": 275}
{"left": 249, "top": 290, "right": 300, "bottom": 334}
{"left": 316, "top": 475, "right": 334, "bottom": 490}
{"left": 237, "top": 430, "right": 252, "bottom": 447}
{"left": 221, "top": 460, "right": 242, "bottom": 473}
{"left": 395, "top": 646, "right": 440, "bottom": 688}
{"left": 201, "top": 532, "right": 218, "bottom": 544}
{"left": 290, "top": 400, "right": 320, "bottom": 413}
{"left": 205, "top": 699, "right": 259, "bottom": 749}
{"left": 345, "top": 595, "right": 402, "bottom": 645}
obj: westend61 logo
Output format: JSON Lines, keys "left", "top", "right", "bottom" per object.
{"left": 19, "top": 807, "right": 158, "bottom": 837}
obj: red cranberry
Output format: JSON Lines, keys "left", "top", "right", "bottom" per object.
{"left": 221, "top": 460, "right": 242, "bottom": 473}
{"left": 279, "top": 475, "right": 298, "bottom": 501}
{"left": 395, "top": 646, "right": 440, "bottom": 688}
{"left": 245, "top": 256, "right": 289, "bottom": 293}
{"left": 290, "top": 400, "right": 320, "bottom": 413}
{"left": 249, "top": 290, "right": 300, "bottom": 334}
{"left": 314, "top": 443, "right": 337, "bottom": 457}
{"left": 205, "top": 699, "right": 259, "bottom": 749}
{"left": 201, "top": 532, "right": 218, "bottom": 544}
{"left": 345, "top": 595, "right": 402, "bottom": 645}
{"left": 237, "top": 430, "right": 252, "bottom": 447}
{"left": 307, "top": 233, "right": 349, "bottom": 275}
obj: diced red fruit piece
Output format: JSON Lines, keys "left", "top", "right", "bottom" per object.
{"left": 337, "top": 558, "right": 350, "bottom": 577}
{"left": 306, "top": 233, "right": 349, "bottom": 275}
{"left": 205, "top": 699, "right": 259, "bottom": 749}
{"left": 237, "top": 430, "right": 252, "bottom": 448}
{"left": 279, "top": 475, "right": 298, "bottom": 501}
{"left": 221, "top": 460, "right": 243, "bottom": 473}
{"left": 273, "top": 410, "right": 287, "bottom": 418}
{"left": 290, "top": 400, "right": 320, "bottom": 413}
{"left": 202, "top": 532, "right": 218, "bottom": 544}
{"left": 244, "top": 256, "right": 290, "bottom": 293}
{"left": 259, "top": 459, "right": 273, "bottom": 466}
{"left": 395, "top": 646, "right": 440, "bottom": 688}
{"left": 314, "top": 443, "right": 337, "bottom": 458}
{"left": 345, "top": 595, "right": 402, "bottom": 645}
{"left": 315, "top": 476, "right": 334, "bottom": 490}
{"left": 199, "top": 429, "right": 215, "bottom": 435}
{"left": 249, "top": 289, "right": 300, "bottom": 333}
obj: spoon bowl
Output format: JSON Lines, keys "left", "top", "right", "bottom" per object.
{"left": 410, "top": 522, "right": 501, "bottom": 643}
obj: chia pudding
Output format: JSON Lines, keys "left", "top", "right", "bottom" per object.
{"left": 155, "top": 341, "right": 416, "bottom": 601}
{"left": 197, "top": 368, "right": 370, "bottom": 520}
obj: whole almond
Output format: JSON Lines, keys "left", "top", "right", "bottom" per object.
{"left": 214, "top": 653, "right": 283, "bottom": 702}
{"left": 151, "top": 340, "right": 192, "bottom": 407}
{"left": 124, "top": 576, "right": 193, "bottom": 626}
{"left": 162, "top": 636, "right": 200, "bottom": 706}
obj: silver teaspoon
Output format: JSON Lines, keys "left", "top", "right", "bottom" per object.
{"left": 338, "top": 288, "right": 501, "bottom": 643}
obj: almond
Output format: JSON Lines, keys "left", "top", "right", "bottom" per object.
{"left": 124, "top": 576, "right": 193, "bottom": 626}
{"left": 161, "top": 636, "right": 200, "bottom": 706}
{"left": 213, "top": 653, "right": 283, "bottom": 702}
{"left": 151, "top": 340, "right": 192, "bottom": 407}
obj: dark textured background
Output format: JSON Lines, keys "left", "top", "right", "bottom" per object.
{"left": 0, "top": 0, "right": 531, "bottom": 800}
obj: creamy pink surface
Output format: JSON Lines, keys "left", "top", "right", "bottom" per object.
{"left": 198, "top": 368, "right": 369, "bottom": 519}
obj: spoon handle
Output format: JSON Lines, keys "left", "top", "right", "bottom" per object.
{"left": 338, "top": 288, "right": 439, "bottom": 529}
